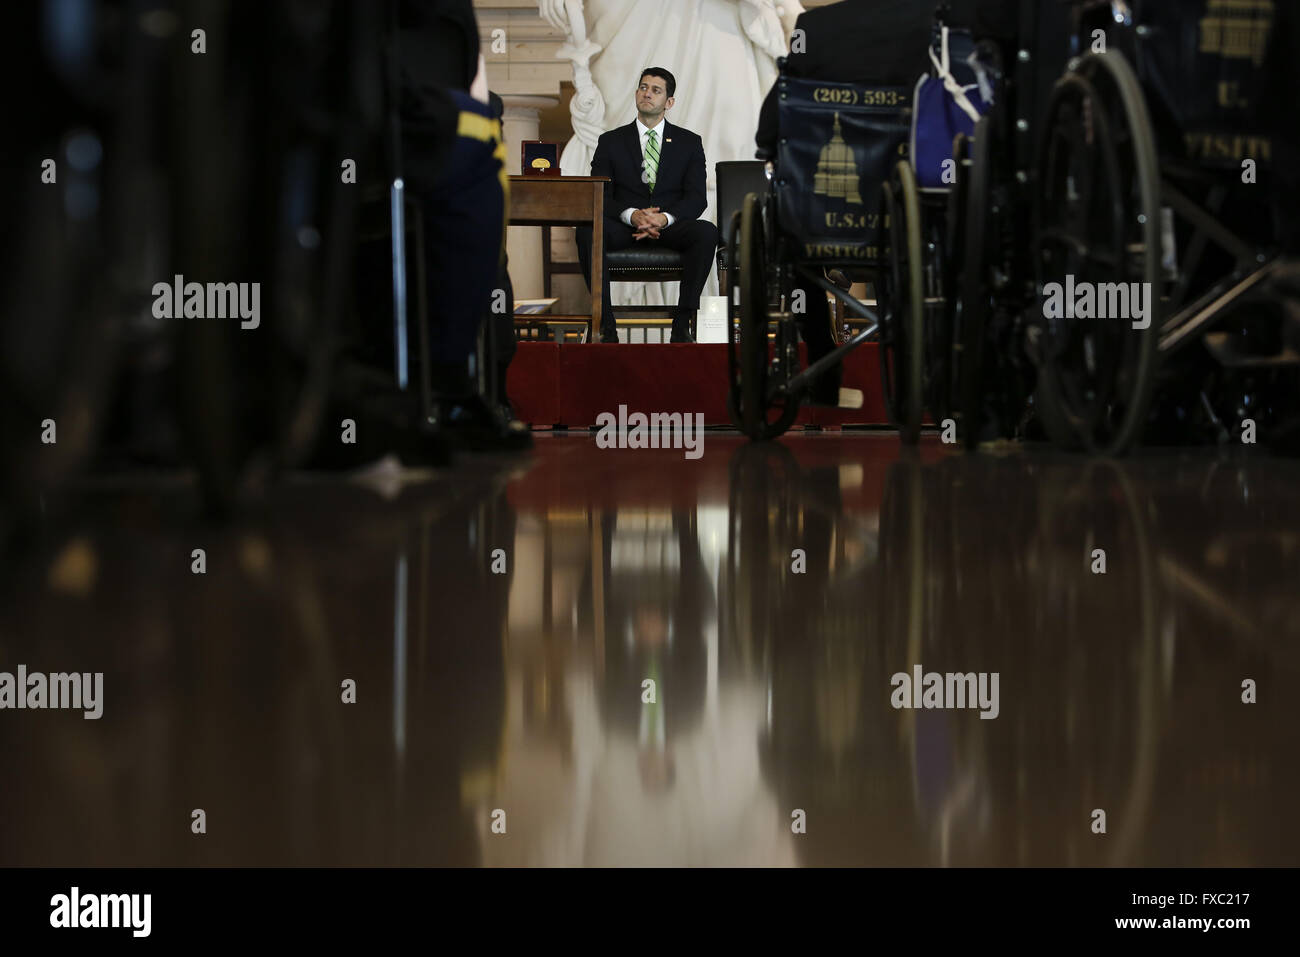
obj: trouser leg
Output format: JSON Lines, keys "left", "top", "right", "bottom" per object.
{"left": 654, "top": 219, "right": 720, "bottom": 335}
{"left": 415, "top": 93, "right": 506, "bottom": 393}
{"left": 800, "top": 284, "right": 842, "bottom": 404}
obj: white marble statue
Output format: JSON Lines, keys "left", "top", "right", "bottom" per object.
{"left": 538, "top": 0, "right": 804, "bottom": 305}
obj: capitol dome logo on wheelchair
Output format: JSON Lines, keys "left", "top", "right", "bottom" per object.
{"left": 727, "top": 13, "right": 996, "bottom": 447}
{"left": 727, "top": 70, "right": 917, "bottom": 443}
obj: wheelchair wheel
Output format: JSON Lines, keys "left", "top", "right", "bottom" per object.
{"left": 945, "top": 134, "right": 971, "bottom": 266}
{"left": 920, "top": 193, "right": 953, "bottom": 427}
{"left": 730, "top": 192, "right": 800, "bottom": 441}
{"left": 1034, "top": 52, "right": 1161, "bottom": 455}
{"left": 953, "top": 119, "right": 993, "bottom": 448}
{"left": 880, "top": 162, "right": 924, "bottom": 445}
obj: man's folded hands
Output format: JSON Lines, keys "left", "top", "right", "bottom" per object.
{"left": 631, "top": 207, "right": 669, "bottom": 240}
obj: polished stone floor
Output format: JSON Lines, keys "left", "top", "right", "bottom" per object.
{"left": 1, "top": 433, "right": 1297, "bottom": 866}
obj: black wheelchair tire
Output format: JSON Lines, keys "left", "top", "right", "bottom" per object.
{"left": 955, "top": 118, "right": 992, "bottom": 449}
{"left": 1033, "top": 52, "right": 1162, "bottom": 456}
{"left": 738, "top": 192, "right": 767, "bottom": 437}
{"left": 882, "top": 161, "right": 925, "bottom": 445}
{"left": 734, "top": 192, "right": 800, "bottom": 441}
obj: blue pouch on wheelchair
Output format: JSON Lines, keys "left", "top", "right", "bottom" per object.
{"left": 911, "top": 25, "right": 992, "bottom": 189}
{"left": 775, "top": 76, "right": 911, "bottom": 265}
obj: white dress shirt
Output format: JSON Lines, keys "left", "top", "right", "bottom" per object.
{"left": 621, "top": 117, "right": 677, "bottom": 229}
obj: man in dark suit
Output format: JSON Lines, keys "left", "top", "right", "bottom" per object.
{"left": 576, "top": 68, "right": 719, "bottom": 343}
{"left": 753, "top": 0, "right": 933, "bottom": 404}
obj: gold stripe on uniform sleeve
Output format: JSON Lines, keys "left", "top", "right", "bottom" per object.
{"left": 457, "top": 110, "right": 498, "bottom": 143}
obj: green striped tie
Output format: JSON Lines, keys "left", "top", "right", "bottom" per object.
{"left": 644, "top": 129, "right": 659, "bottom": 193}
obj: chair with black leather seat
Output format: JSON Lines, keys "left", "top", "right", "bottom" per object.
{"left": 603, "top": 247, "right": 686, "bottom": 341}
{"left": 603, "top": 164, "right": 764, "bottom": 340}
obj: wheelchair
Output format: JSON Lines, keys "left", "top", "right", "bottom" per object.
{"left": 1029, "top": 0, "right": 1296, "bottom": 454}
{"left": 726, "top": 73, "right": 917, "bottom": 442}
{"left": 874, "top": 13, "right": 1021, "bottom": 447}
{"left": 911, "top": 0, "right": 1296, "bottom": 454}
{"left": 881, "top": 2, "right": 1074, "bottom": 449}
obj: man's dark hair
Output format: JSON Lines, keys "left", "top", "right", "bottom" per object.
{"left": 639, "top": 67, "right": 676, "bottom": 99}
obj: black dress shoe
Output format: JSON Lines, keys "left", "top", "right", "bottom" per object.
{"left": 305, "top": 391, "right": 451, "bottom": 471}
{"left": 439, "top": 395, "right": 533, "bottom": 453}
{"left": 392, "top": 422, "right": 454, "bottom": 467}
{"left": 670, "top": 314, "right": 695, "bottom": 343}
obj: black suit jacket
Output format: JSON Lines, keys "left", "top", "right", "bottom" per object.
{"left": 755, "top": 0, "right": 933, "bottom": 157}
{"left": 590, "top": 120, "right": 708, "bottom": 225}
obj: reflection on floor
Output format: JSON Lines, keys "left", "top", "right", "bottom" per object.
{"left": 2, "top": 434, "right": 1298, "bottom": 866}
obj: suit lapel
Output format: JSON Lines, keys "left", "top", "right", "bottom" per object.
{"left": 655, "top": 121, "right": 671, "bottom": 185}
{"left": 624, "top": 122, "right": 641, "bottom": 176}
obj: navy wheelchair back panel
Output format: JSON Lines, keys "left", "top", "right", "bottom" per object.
{"left": 775, "top": 76, "right": 912, "bottom": 265}
{"left": 1080, "top": 0, "right": 1278, "bottom": 167}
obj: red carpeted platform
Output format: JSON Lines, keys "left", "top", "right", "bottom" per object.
{"left": 506, "top": 341, "right": 890, "bottom": 428}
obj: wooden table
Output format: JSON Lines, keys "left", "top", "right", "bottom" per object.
{"left": 508, "top": 175, "right": 608, "bottom": 340}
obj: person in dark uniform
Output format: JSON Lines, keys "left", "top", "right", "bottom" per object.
{"left": 575, "top": 68, "right": 719, "bottom": 344}
{"left": 754, "top": 0, "right": 933, "bottom": 405}
{"left": 395, "top": 0, "right": 529, "bottom": 449}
